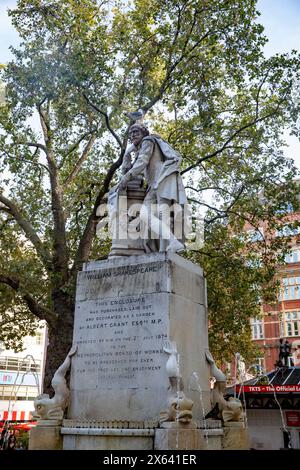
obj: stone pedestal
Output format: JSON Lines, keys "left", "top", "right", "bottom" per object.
{"left": 62, "top": 427, "right": 154, "bottom": 450}
{"left": 155, "top": 428, "right": 206, "bottom": 450}
{"left": 60, "top": 424, "right": 224, "bottom": 451}
{"left": 155, "top": 422, "right": 207, "bottom": 450}
{"left": 222, "top": 422, "right": 249, "bottom": 450}
{"left": 68, "top": 253, "right": 210, "bottom": 425}
{"left": 29, "top": 424, "right": 63, "bottom": 450}
{"left": 62, "top": 253, "right": 213, "bottom": 449}
{"left": 109, "top": 179, "right": 146, "bottom": 257}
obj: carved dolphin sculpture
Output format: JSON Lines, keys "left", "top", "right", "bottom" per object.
{"left": 33, "top": 345, "right": 77, "bottom": 421}
{"left": 205, "top": 350, "right": 226, "bottom": 382}
{"left": 160, "top": 341, "right": 194, "bottom": 424}
{"left": 205, "top": 350, "right": 243, "bottom": 422}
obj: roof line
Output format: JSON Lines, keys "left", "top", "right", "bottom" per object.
{"left": 283, "top": 367, "right": 295, "bottom": 385}
{"left": 269, "top": 369, "right": 280, "bottom": 384}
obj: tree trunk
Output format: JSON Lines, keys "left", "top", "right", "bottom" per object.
{"left": 43, "top": 290, "right": 75, "bottom": 394}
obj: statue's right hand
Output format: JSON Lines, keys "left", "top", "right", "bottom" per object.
{"left": 121, "top": 152, "right": 132, "bottom": 175}
{"left": 118, "top": 177, "right": 129, "bottom": 190}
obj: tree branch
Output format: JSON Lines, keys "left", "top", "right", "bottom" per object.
{"left": 0, "top": 149, "right": 50, "bottom": 175}
{"left": 72, "top": 147, "right": 126, "bottom": 273}
{"left": 37, "top": 101, "right": 69, "bottom": 279}
{"left": 63, "top": 134, "right": 97, "bottom": 187}
{"left": 195, "top": 198, "right": 266, "bottom": 246}
{"left": 59, "top": 129, "right": 97, "bottom": 168}
{"left": 201, "top": 184, "right": 246, "bottom": 224}
{"left": 142, "top": 16, "right": 214, "bottom": 114}
{"left": 82, "top": 93, "right": 123, "bottom": 148}
{"left": 181, "top": 98, "right": 287, "bottom": 175}
{"left": 15, "top": 141, "right": 47, "bottom": 154}
{"left": 0, "top": 274, "right": 56, "bottom": 327}
{"left": 255, "top": 69, "right": 270, "bottom": 119}
{"left": 185, "top": 185, "right": 232, "bottom": 195}
{"left": 0, "top": 193, "right": 52, "bottom": 270}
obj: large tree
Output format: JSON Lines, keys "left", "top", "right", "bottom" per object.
{"left": 0, "top": 0, "right": 299, "bottom": 389}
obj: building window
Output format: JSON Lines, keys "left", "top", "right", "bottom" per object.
{"left": 255, "top": 357, "right": 265, "bottom": 373}
{"left": 0, "top": 356, "right": 41, "bottom": 373}
{"left": 251, "top": 318, "right": 264, "bottom": 339}
{"left": 285, "top": 248, "right": 300, "bottom": 264}
{"left": 0, "top": 384, "right": 39, "bottom": 401}
{"left": 292, "top": 341, "right": 300, "bottom": 366}
{"left": 280, "top": 277, "right": 300, "bottom": 301}
{"left": 34, "top": 332, "right": 43, "bottom": 346}
{"left": 284, "top": 311, "right": 300, "bottom": 337}
{"left": 276, "top": 225, "right": 300, "bottom": 238}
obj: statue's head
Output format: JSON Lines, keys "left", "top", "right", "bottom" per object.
{"left": 128, "top": 123, "right": 149, "bottom": 147}
{"left": 33, "top": 394, "right": 51, "bottom": 419}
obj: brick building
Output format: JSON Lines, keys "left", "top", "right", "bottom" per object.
{"left": 245, "top": 213, "right": 300, "bottom": 373}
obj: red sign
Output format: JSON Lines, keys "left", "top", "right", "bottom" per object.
{"left": 235, "top": 385, "right": 300, "bottom": 393}
{"left": 13, "top": 422, "right": 37, "bottom": 431}
{"left": 286, "top": 411, "right": 300, "bottom": 427}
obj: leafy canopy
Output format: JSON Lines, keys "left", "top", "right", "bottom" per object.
{"left": 0, "top": 0, "right": 299, "bottom": 367}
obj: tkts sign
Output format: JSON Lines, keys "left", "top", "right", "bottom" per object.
{"left": 235, "top": 385, "right": 300, "bottom": 393}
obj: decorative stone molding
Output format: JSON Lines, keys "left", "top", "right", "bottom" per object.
{"left": 62, "top": 418, "right": 159, "bottom": 429}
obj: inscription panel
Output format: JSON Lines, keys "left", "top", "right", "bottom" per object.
{"left": 71, "top": 293, "right": 169, "bottom": 390}
{"left": 69, "top": 256, "right": 210, "bottom": 421}
{"left": 76, "top": 261, "right": 168, "bottom": 301}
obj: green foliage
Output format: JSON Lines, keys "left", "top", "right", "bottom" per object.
{"left": 0, "top": 0, "right": 299, "bottom": 370}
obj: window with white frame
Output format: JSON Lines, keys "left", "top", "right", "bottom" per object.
{"left": 0, "top": 385, "right": 38, "bottom": 400}
{"left": 275, "top": 225, "right": 300, "bottom": 238}
{"left": 285, "top": 248, "right": 300, "bottom": 264}
{"left": 251, "top": 318, "right": 264, "bottom": 339}
{"left": 284, "top": 311, "right": 300, "bottom": 337}
{"left": 0, "top": 356, "right": 41, "bottom": 373}
{"left": 255, "top": 357, "right": 265, "bottom": 373}
{"left": 279, "top": 277, "right": 300, "bottom": 301}
{"left": 34, "top": 331, "right": 44, "bottom": 345}
{"left": 279, "top": 319, "right": 285, "bottom": 338}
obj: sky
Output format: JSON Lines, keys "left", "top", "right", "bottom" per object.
{"left": 0, "top": 0, "right": 300, "bottom": 166}
{"left": 0, "top": 0, "right": 18, "bottom": 62}
{"left": 257, "top": 0, "right": 300, "bottom": 168}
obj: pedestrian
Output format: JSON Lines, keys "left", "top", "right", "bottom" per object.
{"left": 278, "top": 338, "right": 285, "bottom": 365}
{"left": 284, "top": 339, "right": 292, "bottom": 366}
{"left": 7, "top": 432, "right": 16, "bottom": 451}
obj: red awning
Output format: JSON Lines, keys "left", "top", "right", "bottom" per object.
{"left": 12, "top": 422, "right": 37, "bottom": 431}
